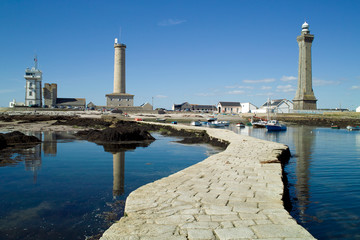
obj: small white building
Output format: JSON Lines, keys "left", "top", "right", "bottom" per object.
{"left": 356, "top": 106, "right": 360, "bottom": 112}
{"left": 241, "top": 102, "right": 258, "bottom": 113}
{"left": 9, "top": 99, "right": 25, "bottom": 107}
{"left": 254, "top": 99, "right": 293, "bottom": 114}
{"left": 24, "top": 57, "right": 42, "bottom": 107}
{"left": 217, "top": 102, "right": 241, "bottom": 114}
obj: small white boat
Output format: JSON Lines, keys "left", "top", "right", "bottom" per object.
{"left": 190, "top": 121, "right": 202, "bottom": 126}
{"left": 203, "top": 121, "right": 221, "bottom": 128}
{"left": 156, "top": 118, "right": 166, "bottom": 122}
{"left": 219, "top": 121, "right": 230, "bottom": 126}
{"left": 252, "top": 120, "right": 267, "bottom": 128}
{"left": 236, "top": 122, "right": 245, "bottom": 128}
{"left": 346, "top": 125, "right": 360, "bottom": 131}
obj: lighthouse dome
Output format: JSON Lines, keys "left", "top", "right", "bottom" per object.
{"left": 302, "top": 21, "right": 309, "bottom": 29}
{"left": 301, "top": 21, "right": 310, "bottom": 33}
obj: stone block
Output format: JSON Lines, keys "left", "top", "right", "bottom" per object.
{"left": 214, "top": 227, "right": 255, "bottom": 239}
{"left": 187, "top": 229, "right": 215, "bottom": 240}
{"left": 251, "top": 225, "right": 315, "bottom": 238}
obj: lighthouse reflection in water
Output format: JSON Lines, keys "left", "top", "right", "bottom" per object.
{"left": 230, "top": 124, "right": 360, "bottom": 240}
{"left": 0, "top": 132, "right": 219, "bottom": 240}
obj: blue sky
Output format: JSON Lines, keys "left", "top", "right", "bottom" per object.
{"left": 1, "top": 0, "right": 359, "bottom": 110}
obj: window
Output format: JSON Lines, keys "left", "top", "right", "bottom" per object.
{"left": 29, "top": 91, "right": 32, "bottom": 96}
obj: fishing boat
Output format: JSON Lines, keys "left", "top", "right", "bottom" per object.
{"left": 236, "top": 122, "right": 245, "bottom": 128}
{"left": 190, "top": 121, "right": 202, "bottom": 126}
{"left": 252, "top": 120, "right": 267, "bottom": 128}
{"left": 250, "top": 117, "right": 267, "bottom": 128}
{"left": 266, "top": 120, "right": 287, "bottom": 131}
{"left": 156, "top": 118, "right": 166, "bottom": 122}
{"left": 346, "top": 126, "right": 360, "bottom": 131}
{"left": 207, "top": 117, "right": 217, "bottom": 122}
{"left": 219, "top": 121, "right": 230, "bottom": 126}
{"left": 330, "top": 124, "right": 340, "bottom": 129}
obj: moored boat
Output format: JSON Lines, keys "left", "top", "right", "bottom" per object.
{"left": 156, "top": 118, "right": 166, "bottom": 122}
{"left": 252, "top": 121, "right": 267, "bottom": 128}
{"left": 219, "top": 121, "right": 230, "bottom": 126}
{"left": 266, "top": 120, "right": 287, "bottom": 131}
{"left": 346, "top": 125, "right": 360, "bottom": 131}
{"left": 331, "top": 124, "right": 340, "bottom": 129}
{"left": 190, "top": 121, "right": 202, "bottom": 126}
{"left": 236, "top": 122, "right": 245, "bottom": 128}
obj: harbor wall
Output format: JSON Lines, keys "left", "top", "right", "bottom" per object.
{"left": 100, "top": 123, "right": 315, "bottom": 240}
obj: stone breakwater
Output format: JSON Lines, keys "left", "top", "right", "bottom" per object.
{"left": 100, "top": 124, "right": 315, "bottom": 240}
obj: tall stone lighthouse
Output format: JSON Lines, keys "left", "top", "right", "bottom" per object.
{"left": 106, "top": 38, "right": 134, "bottom": 108}
{"left": 293, "top": 22, "right": 317, "bottom": 110}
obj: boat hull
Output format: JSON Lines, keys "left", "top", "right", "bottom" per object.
{"left": 266, "top": 125, "right": 287, "bottom": 131}
{"left": 347, "top": 126, "right": 360, "bottom": 131}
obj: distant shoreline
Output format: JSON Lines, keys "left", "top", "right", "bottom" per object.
{"left": 0, "top": 109, "right": 359, "bottom": 131}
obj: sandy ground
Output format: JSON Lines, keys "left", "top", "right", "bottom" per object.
{"left": 0, "top": 120, "right": 84, "bottom": 132}
{"left": 0, "top": 110, "right": 248, "bottom": 133}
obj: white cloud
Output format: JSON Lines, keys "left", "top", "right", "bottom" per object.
{"left": 276, "top": 85, "right": 296, "bottom": 92}
{"left": 243, "top": 78, "right": 275, "bottom": 84}
{"left": 255, "top": 92, "right": 275, "bottom": 96}
{"left": 227, "top": 90, "right": 245, "bottom": 95}
{"left": 313, "top": 78, "right": 340, "bottom": 86}
{"left": 158, "top": 19, "right": 186, "bottom": 26}
{"left": 261, "top": 86, "right": 272, "bottom": 90}
{"left": 281, "top": 75, "right": 297, "bottom": 81}
{"left": 155, "top": 95, "right": 168, "bottom": 98}
{"left": 225, "top": 85, "right": 253, "bottom": 89}
{"left": 351, "top": 86, "right": 360, "bottom": 89}
{"left": 0, "top": 89, "right": 16, "bottom": 94}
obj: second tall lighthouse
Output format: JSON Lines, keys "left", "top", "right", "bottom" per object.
{"left": 106, "top": 38, "right": 134, "bottom": 108}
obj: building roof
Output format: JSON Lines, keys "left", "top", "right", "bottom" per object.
{"left": 192, "top": 104, "right": 216, "bottom": 109}
{"left": 218, "top": 102, "right": 241, "bottom": 107}
{"left": 56, "top": 98, "right": 86, "bottom": 106}
{"left": 140, "top": 102, "right": 152, "bottom": 107}
{"left": 261, "top": 99, "right": 292, "bottom": 108}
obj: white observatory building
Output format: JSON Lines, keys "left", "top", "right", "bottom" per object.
{"left": 24, "top": 56, "right": 42, "bottom": 107}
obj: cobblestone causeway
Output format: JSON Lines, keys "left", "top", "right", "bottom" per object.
{"left": 100, "top": 124, "right": 315, "bottom": 240}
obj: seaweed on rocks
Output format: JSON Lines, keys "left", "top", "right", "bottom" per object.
{"left": 138, "top": 123, "right": 229, "bottom": 149}
{"left": 52, "top": 117, "right": 112, "bottom": 128}
{"left": 75, "top": 122, "right": 156, "bottom": 153}
{"left": 76, "top": 127, "right": 155, "bottom": 142}
{"left": 0, "top": 131, "right": 41, "bottom": 146}
{"left": 0, "top": 131, "right": 41, "bottom": 166}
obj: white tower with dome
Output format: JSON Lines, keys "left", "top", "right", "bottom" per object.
{"left": 24, "top": 56, "right": 42, "bottom": 107}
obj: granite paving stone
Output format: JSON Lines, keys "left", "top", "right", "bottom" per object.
{"left": 100, "top": 123, "right": 316, "bottom": 240}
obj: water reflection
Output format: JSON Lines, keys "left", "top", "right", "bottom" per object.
{"left": 112, "top": 152, "right": 125, "bottom": 198}
{"left": 227, "top": 125, "right": 315, "bottom": 223}
{"left": 291, "top": 126, "right": 315, "bottom": 223}
{"left": 23, "top": 132, "right": 42, "bottom": 183}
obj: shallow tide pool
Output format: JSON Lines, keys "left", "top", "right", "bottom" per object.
{"left": 0, "top": 132, "right": 221, "bottom": 240}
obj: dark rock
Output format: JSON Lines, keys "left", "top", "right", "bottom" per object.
{"left": 111, "top": 109, "right": 123, "bottom": 114}
{"left": 2, "top": 131, "right": 41, "bottom": 145}
{"left": 0, "top": 134, "right": 7, "bottom": 150}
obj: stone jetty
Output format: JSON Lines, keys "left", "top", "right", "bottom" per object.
{"left": 100, "top": 124, "right": 315, "bottom": 240}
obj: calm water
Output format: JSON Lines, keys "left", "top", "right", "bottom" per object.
{"left": 229, "top": 125, "right": 360, "bottom": 240}
{"left": 0, "top": 132, "right": 220, "bottom": 240}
